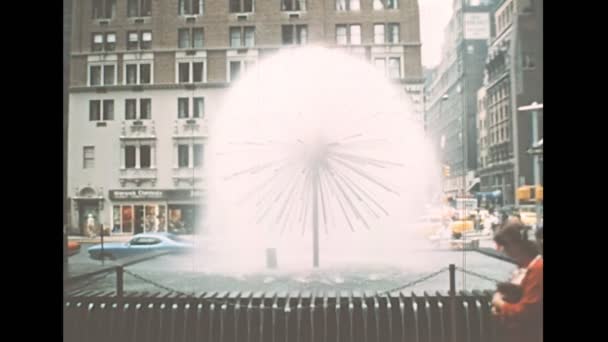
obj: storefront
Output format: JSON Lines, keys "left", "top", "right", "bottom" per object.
{"left": 109, "top": 189, "right": 204, "bottom": 235}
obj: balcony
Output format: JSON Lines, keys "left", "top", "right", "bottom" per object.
{"left": 172, "top": 167, "right": 204, "bottom": 187}
{"left": 119, "top": 168, "right": 157, "bottom": 187}
{"left": 121, "top": 120, "right": 156, "bottom": 139}
{"left": 173, "top": 119, "right": 208, "bottom": 138}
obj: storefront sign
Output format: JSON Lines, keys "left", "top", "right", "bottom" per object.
{"left": 110, "top": 190, "right": 166, "bottom": 200}
{"left": 464, "top": 12, "right": 490, "bottom": 40}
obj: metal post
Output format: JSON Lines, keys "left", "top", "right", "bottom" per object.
{"left": 312, "top": 168, "right": 320, "bottom": 268}
{"left": 100, "top": 224, "right": 105, "bottom": 265}
{"left": 116, "top": 266, "right": 124, "bottom": 297}
{"left": 531, "top": 110, "right": 541, "bottom": 229}
{"left": 449, "top": 264, "right": 457, "bottom": 342}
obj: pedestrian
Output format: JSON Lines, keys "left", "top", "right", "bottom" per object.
{"left": 491, "top": 222, "right": 542, "bottom": 342}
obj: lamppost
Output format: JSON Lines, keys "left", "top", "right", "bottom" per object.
{"left": 439, "top": 94, "right": 449, "bottom": 195}
{"left": 518, "top": 101, "right": 543, "bottom": 230}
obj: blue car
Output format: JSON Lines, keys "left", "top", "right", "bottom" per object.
{"left": 88, "top": 232, "right": 194, "bottom": 260}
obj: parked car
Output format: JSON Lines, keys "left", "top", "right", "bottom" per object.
{"left": 88, "top": 232, "right": 194, "bottom": 260}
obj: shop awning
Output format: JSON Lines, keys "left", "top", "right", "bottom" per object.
{"left": 467, "top": 178, "right": 480, "bottom": 193}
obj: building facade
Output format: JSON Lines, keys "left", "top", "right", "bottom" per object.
{"left": 476, "top": 0, "right": 542, "bottom": 206}
{"left": 67, "top": 0, "right": 424, "bottom": 235}
{"left": 424, "top": 0, "right": 497, "bottom": 197}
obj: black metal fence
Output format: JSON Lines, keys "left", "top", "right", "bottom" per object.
{"left": 64, "top": 289, "right": 501, "bottom": 342}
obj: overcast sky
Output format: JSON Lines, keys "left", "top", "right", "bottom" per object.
{"left": 419, "top": 0, "right": 453, "bottom": 68}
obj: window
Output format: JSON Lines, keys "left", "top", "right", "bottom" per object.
{"left": 193, "top": 144, "right": 204, "bottom": 167}
{"left": 125, "top": 99, "right": 137, "bottom": 120}
{"left": 103, "top": 100, "right": 114, "bottom": 120}
{"left": 193, "top": 97, "right": 204, "bottom": 118}
{"left": 92, "top": 0, "right": 116, "bottom": 19}
{"left": 177, "top": 61, "right": 205, "bottom": 83}
{"left": 230, "top": 26, "right": 255, "bottom": 48}
{"left": 281, "top": 0, "right": 306, "bottom": 11}
{"left": 178, "top": 145, "right": 190, "bottom": 168}
{"left": 230, "top": 61, "right": 241, "bottom": 81}
{"left": 125, "top": 63, "right": 152, "bottom": 85}
{"left": 178, "top": 63, "right": 190, "bottom": 83}
{"left": 388, "top": 23, "right": 399, "bottom": 43}
{"left": 125, "top": 146, "right": 136, "bottom": 168}
{"left": 229, "top": 0, "right": 253, "bottom": 13}
{"left": 103, "top": 65, "right": 115, "bottom": 85}
{"left": 140, "top": 99, "right": 151, "bottom": 119}
{"left": 374, "top": 24, "right": 385, "bottom": 44}
{"left": 178, "top": 0, "right": 203, "bottom": 15}
{"left": 336, "top": 0, "right": 359, "bottom": 10}
{"left": 336, "top": 24, "right": 361, "bottom": 45}
{"left": 178, "top": 98, "right": 189, "bottom": 118}
{"left": 83, "top": 147, "right": 95, "bottom": 169}
{"left": 140, "top": 145, "right": 151, "bottom": 168}
{"left": 178, "top": 28, "right": 204, "bottom": 49}
{"left": 127, "top": 31, "right": 151, "bottom": 50}
{"left": 90, "top": 100, "right": 114, "bottom": 121}
{"left": 374, "top": 0, "right": 398, "bottom": 10}
{"left": 375, "top": 56, "right": 401, "bottom": 79}
{"left": 91, "top": 33, "right": 116, "bottom": 52}
{"left": 388, "top": 57, "right": 401, "bottom": 79}
{"left": 126, "top": 64, "right": 137, "bottom": 84}
{"left": 90, "top": 100, "right": 101, "bottom": 121}
{"left": 282, "top": 25, "right": 307, "bottom": 45}
{"left": 128, "top": 0, "right": 151, "bottom": 17}
{"left": 89, "top": 64, "right": 116, "bottom": 86}
{"left": 336, "top": 25, "right": 347, "bottom": 45}
{"left": 140, "top": 64, "right": 151, "bottom": 84}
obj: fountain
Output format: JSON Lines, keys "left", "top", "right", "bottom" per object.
{"left": 203, "top": 46, "right": 441, "bottom": 272}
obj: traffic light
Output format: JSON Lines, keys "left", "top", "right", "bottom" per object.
{"left": 443, "top": 165, "right": 451, "bottom": 177}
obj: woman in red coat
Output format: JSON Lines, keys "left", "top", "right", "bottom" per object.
{"left": 491, "top": 222, "right": 543, "bottom": 342}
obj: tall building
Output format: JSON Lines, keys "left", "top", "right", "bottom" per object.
{"left": 67, "top": 0, "right": 424, "bottom": 235}
{"left": 425, "top": 0, "right": 497, "bottom": 198}
{"left": 476, "top": 0, "right": 542, "bottom": 206}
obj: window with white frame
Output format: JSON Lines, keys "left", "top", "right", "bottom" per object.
{"left": 374, "top": 56, "right": 401, "bottom": 79}
{"left": 127, "top": 31, "right": 152, "bottom": 50}
{"left": 177, "top": 143, "right": 204, "bottom": 168}
{"left": 281, "top": 0, "right": 306, "bottom": 11}
{"left": 336, "top": 0, "right": 359, "bottom": 11}
{"left": 282, "top": 25, "right": 307, "bottom": 45}
{"left": 373, "top": 0, "right": 398, "bottom": 10}
{"left": 178, "top": 97, "right": 205, "bottom": 119}
{"left": 229, "top": 0, "right": 253, "bottom": 13}
{"left": 336, "top": 24, "right": 361, "bottom": 45}
{"left": 124, "top": 144, "right": 153, "bottom": 169}
{"left": 89, "top": 99, "right": 114, "bottom": 121}
{"left": 128, "top": 0, "right": 151, "bottom": 17}
{"left": 177, "top": 60, "right": 205, "bottom": 83}
{"left": 178, "top": 28, "right": 204, "bottom": 49}
{"left": 179, "top": 0, "right": 204, "bottom": 15}
{"left": 92, "top": 32, "right": 116, "bottom": 52}
{"left": 125, "top": 98, "right": 151, "bottom": 120}
{"left": 125, "top": 62, "right": 152, "bottom": 85}
{"left": 230, "top": 26, "right": 255, "bottom": 48}
{"left": 229, "top": 59, "right": 255, "bottom": 82}
{"left": 83, "top": 146, "right": 95, "bottom": 169}
{"left": 193, "top": 144, "right": 204, "bottom": 167}
{"left": 178, "top": 144, "right": 189, "bottom": 168}
{"left": 92, "top": 0, "right": 116, "bottom": 19}
{"left": 374, "top": 23, "right": 399, "bottom": 44}
{"left": 89, "top": 64, "right": 116, "bottom": 86}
